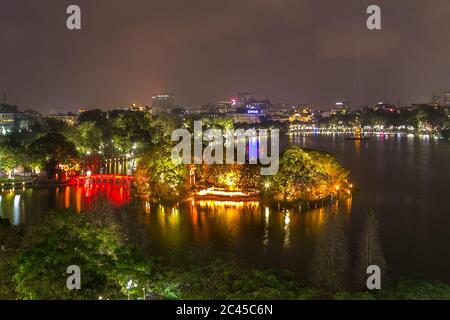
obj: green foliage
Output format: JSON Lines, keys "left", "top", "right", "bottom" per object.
{"left": 42, "top": 118, "right": 69, "bottom": 133}
{"left": 65, "top": 121, "right": 103, "bottom": 155}
{"left": 317, "top": 105, "right": 448, "bottom": 132}
{"left": 379, "top": 279, "right": 450, "bottom": 300}
{"left": 12, "top": 209, "right": 149, "bottom": 300}
{"left": 110, "top": 111, "right": 153, "bottom": 154}
{"left": 77, "top": 109, "right": 108, "bottom": 125}
{"left": 1, "top": 208, "right": 450, "bottom": 300}
{"left": 136, "top": 145, "right": 188, "bottom": 200}
{"left": 146, "top": 249, "right": 310, "bottom": 300}
{"left": 267, "top": 146, "right": 350, "bottom": 201}
{"left": 0, "top": 223, "right": 21, "bottom": 299}
{"left": 197, "top": 164, "right": 262, "bottom": 191}
{"left": 28, "top": 132, "right": 79, "bottom": 178}
{"left": 0, "top": 144, "right": 21, "bottom": 175}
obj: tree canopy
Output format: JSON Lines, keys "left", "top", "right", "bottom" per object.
{"left": 266, "top": 146, "right": 350, "bottom": 202}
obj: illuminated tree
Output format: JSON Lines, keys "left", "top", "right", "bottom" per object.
{"left": 197, "top": 164, "right": 262, "bottom": 191}
{"left": 0, "top": 145, "right": 20, "bottom": 178}
{"left": 268, "top": 146, "right": 350, "bottom": 201}
{"left": 65, "top": 121, "right": 103, "bottom": 155}
{"left": 136, "top": 145, "right": 188, "bottom": 200}
{"left": 29, "top": 132, "right": 79, "bottom": 179}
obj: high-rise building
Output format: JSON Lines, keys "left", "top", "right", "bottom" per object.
{"left": 46, "top": 113, "right": 79, "bottom": 126}
{"left": 237, "top": 93, "right": 252, "bottom": 107}
{"left": 151, "top": 93, "right": 175, "bottom": 112}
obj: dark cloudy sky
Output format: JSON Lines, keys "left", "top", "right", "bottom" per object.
{"left": 1, "top": 0, "right": 450, "bottom": 113}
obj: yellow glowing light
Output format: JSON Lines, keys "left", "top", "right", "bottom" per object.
{"left": 285, "top": 215, "right": 291, "bottom": 225}
{"left": 197, "top": 188, "right": 249, "bottom": 197}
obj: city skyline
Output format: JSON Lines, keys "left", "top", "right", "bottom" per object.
{"left": 1, "top": 0, "right": 450, "bottom": 306}
{"left": 2, "top": 1, "right": 450, "bottom": 112}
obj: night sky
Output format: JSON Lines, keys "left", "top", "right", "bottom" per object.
{"left": 1, "top": 0, "right": 450, "bottom": 113}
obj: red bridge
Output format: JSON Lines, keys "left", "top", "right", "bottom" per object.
{"left": 69, "top": 174, "right": 134, "bottom": 185}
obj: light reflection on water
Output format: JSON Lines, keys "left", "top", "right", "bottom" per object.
{"left": 0, "top": 134, "right": 449, "bottom": 283}
{"left": 0, "top": 184, "right": 131, "bottom": 225}
{"left": 138, "top": 198, "right": 351, "bottom": 282}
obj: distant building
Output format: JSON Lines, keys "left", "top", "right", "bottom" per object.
{"left": 120, "top": 103, "right": 151, "bottom": 113}
{"left": 245, "top": 100, "right": 269, "bottom": 114}
{"left": 218, "top": 100, "right": 236, "bottom": 114}
{"left": 331, "top": 101, "right": 350, "bottom": 115}
{"left": 443, "top": 91, "right": 450, "bottom": 106}
{"left": 183, "top": 105, "right": 212, "bottom": 115}
{"left": 0, "top": 112, "right": 15, "bottom": 134}
{"left": 265, "top": 103, "right": 296, "bottom": 117}
{"left": 152, "top": 93, "right": 175, "bottom": 112}
{"left": 237, "top": 93, "right": 252, "bottom": 108}
{"left": 289, "top": 107, "right": 314, "bottom": 123}
{"left": 228, "top": 112, "right": 262, "bottom": 124}
{"left": 46, "top": 113, "right": 79, "bottom": 126}
{"left": 0, "top": 112, "right": 34, "bottom": 134}
{"left": 374, "top": 102, "right": 397, "bottom": 113}
{"left": 14, "top": 113, "right": 31, "bottom": 131}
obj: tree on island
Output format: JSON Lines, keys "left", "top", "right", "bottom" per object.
{"left": 309, "top": 214, "right": 350, "bottom": 294}
{"left": 268, "top": 146, "right": 350, "bottom": 202}
{"left": 354, "top": 209, "right": 386, "bottom": 290}
{"left": 197, "top": 164, "right": 262, "bottom": 191}
{"left": 136, "top": 144, "right": 188, "bottom": 201}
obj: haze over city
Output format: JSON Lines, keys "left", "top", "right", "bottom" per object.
{"left": 2, "top": 0, "right": 450, "bottom": 112}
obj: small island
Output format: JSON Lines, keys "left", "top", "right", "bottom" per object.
{"left": 136, "top": 144, "right": 352, "bottom": 207}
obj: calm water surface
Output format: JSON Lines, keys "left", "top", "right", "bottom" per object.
{"left": 1, "top": 135, "right": 449, "bottom": 283}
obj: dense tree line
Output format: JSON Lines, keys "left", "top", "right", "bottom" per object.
{"left": 1, "top": 207, "right": 449, "bottom": 300}
{"left": 314, "top": 105, "right": 449, "bottom": 135}
{"left": 0, "top": 109, "right": 179, "bottom": 179}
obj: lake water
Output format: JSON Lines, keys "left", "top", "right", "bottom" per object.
{"left": 1, "top": 134, "right": 449, "bottom": 284}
